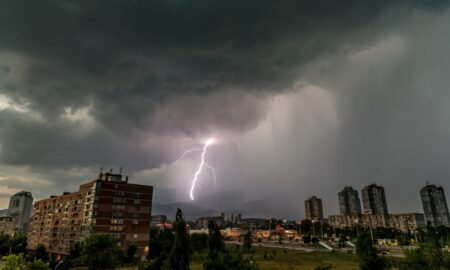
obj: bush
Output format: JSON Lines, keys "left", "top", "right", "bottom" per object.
{"left": 314, "top": 264, "right": 332, "bottom": 270}
{"left": 80, "top": 234, "right": 124, "bottom": 270}
{"left": 1, "top": 253, "right": 50, "bottom": 270}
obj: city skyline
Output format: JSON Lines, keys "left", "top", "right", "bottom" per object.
{"left": 1, "top": 1, "right": 450, "bottom": 218}
{"left": 2, "top": 178, "right": 448, "bottom": 221}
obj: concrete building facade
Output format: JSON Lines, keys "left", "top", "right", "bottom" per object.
{"left": 328, "top": 213, "right": 426, "bottom": 232}
{"left": 389, "top": 213, "right": 426, "bottom": 232}
{"left": 27, "top": 172, "right": 153, "bottom": 256}
{"left": 361, "top": 184, "right": 388, "bottom": 215}
{"left": 338, "top": 186, "right": 362, "bottom": 215}
{"left": 420, "top": 183, "right": 450, "bottom": 227}
{"left": 304, "top": 196, "right": 323, "bottom": 221}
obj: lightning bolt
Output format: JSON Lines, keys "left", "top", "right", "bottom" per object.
{"left": 177, "top": 138, "right": 216, "bottom": 200}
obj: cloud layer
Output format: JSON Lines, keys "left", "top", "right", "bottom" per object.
{"left": 0, "top": 0, "right": 449, "bottom": 217}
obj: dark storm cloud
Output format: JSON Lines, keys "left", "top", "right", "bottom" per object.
{"left": 0, "top": 0, "right": 449, "bottom": 198}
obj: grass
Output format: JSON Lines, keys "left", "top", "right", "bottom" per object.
{"left": 71, "top": 246, "right": 360, "bottom": 270}
{"left": 190, "top": 245, "right": 360, "bottom": 270}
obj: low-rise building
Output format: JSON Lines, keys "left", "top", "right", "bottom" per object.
{"left": 388, "top": 213, "right": 426, "bottom": 232}
{"left": 329, "top": 212, "right": 426, "bottom": 232}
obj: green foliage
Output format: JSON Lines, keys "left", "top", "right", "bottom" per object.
{"left": 148, "top": 227, "right": 174, "bottom": 260}
{"left": 203, "top": 250, "right": 259, "bottom": 270}
{"left": 300, "top": 219, "right": 313, "bottom": 235}
{"left": 1, "top": 254, "right": 27, "bottom": 270}
{"left": 163, "top": 208, "right": 191, "bottom": 270}
{"left": 399, "top": 223, "right": 447, "bottom": 270}
{"left": 30, "top": 244, "right": 49, "bottom": 262}
{"left": 314, "top": 264, "right": 332, "bottom": 270}
{"left": 0, "top": 233, "right": 28, "bottom": 256}
{"left": 243, "top": 232, "right": 252, "bottom": 252}
{"left": 0, "top": 253, "right": 50, "bottom": 270}
{"left": 191, "top": 233, "right": 208, "bottom": 253}
{"left": 303, "top": 234, "right": 311, "bottom": 243}
{"left": 356, "top": 232, "right": 386, "bottom": 270}
{"left": 28, "top": 259, "right": 51, "bottom": 270}
{"left": 67, "top": 242, "right": 83, "bottom": 266}
{"left": 126, "top": 245, "right": 138, "bottom": 264}
{"left": 80, "top": 234, "right": 124, "bottom": 270}
{"left": 207, "top": 221, "right": 224, "bottom": 260}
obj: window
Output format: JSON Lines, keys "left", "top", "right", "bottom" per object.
{"left": 133, "top": 234, "right": 138, "bottom": 239}
{"left": 134, "top": 193, "right": 141, "bottom": 199}
{"left": 111, "top": 219, "right": 124, "bottom": 225}
{"left": 112, "top": 212, "right": 123, "bottom": 218}
{"left": 132, "top": 213, "right": 139, "bottom": 218}
{"left": 113, "top": 197, "right": 126, "bottom": 204}
{"left": 113, "top": 191, "right": 125, "bottom": 197}
{"left": 132, "top": 220, "right": 139, "bottom": 225}
{"left": 112, "top": 204, "right": 125, "bottom": 210}
{"left": 133, "top": 199, "right": 141, "bottom": 205}
{"left": 110, "top": 226, "right": 123, "bottom": 231}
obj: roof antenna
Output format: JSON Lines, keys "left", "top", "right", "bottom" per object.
{"left": 119, "top": 167, "right": 123, "bottom": 174}
{"left": 109, "top": 168, "right": 113, "bottom": 174}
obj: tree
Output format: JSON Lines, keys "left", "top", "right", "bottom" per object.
{"left": 126, "top": 245, "right": 138, "bottom": 264}
{"left": 243, "top": 232, "right": 252, "bottom": 252}
{"left": 191, "top": 233, "right": 208, "bottom": 253}
{"left": 356, "top": 232, "right": 386, "bottom": 270}
{"left": 80, "top": 234, "right": 124, "bottom": 270}
{"left": 300, "top": 219, "right": 313, "bottom": 235}
{"left": 1, "top": 253, "right": 50, "bottom": 270}
{"left": 148, "top": 227, "right": 174, "bottom": 260}
{"left": 67, "top": 242, "right": 83, "bottom": 266}
{"left": 31, "top": 244, "right": 49, "bottom": 262}
{"left": 7, "top": 233, "right": 27, "bottom": 255}
{"left": 400, "top": 223, "right": 446, "bottom": 270}
{"left": 163, "top": 208, "right": 191, "bottom": 270}
{"left": 207, "top": 220, "right": 224, "bottom": 260}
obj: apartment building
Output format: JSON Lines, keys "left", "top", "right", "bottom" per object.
{"left": 27, "top": 172, "right": 153, "bottom": 256}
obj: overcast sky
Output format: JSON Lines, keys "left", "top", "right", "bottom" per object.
{"left": 1, "top": 0, "right": 450, "bottom": 219}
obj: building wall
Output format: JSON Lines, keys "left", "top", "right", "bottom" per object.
{"left": 338, "top": 187, "right": 362, "bottom": 215}
{"left": 361, "top": 184, "right": 388, "bottom": 215}
{"left": 7, "top": 191, "right": 33, "bottom": 232}
{"left": 28, "top": 173, "right": 153, "bottom": 256}
{"left": 329, "top": 213, "right": 425, "bottom": 232}
{"left": 305, "top": 196, "right": 323, "bottom": 220}
{"left": 420, "top": 184, "right": 450, "bottom": 227}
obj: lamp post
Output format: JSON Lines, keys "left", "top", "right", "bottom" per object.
{"left": 312, "top": 220, "right": 316, "bottom": 238}
{"left": 320, "top": 220, "right": 324, "bottom": 240}
{"left": 354, "top": 219, "right": 359, "bottom": 238}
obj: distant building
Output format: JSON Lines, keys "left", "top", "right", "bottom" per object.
{"left": 329, "top": 213, "right": 426, "bottom": 232}
{"left": 420, "top": 183, "right": 450, "bottom": 227}
{"left": 361, "top": 184, "right": 388, "bottom": 215}
{"left": 239, "top": 218, "right": 267, "bottom": 230}
{"left": 328, "top": 214, "right": 388, "bottom": 229}
{"left": 0, "top": 191, "right": 33, "bottom": 234}
{"left": 338, "top": 186, "right": 362, "bottom": 215}
{"left": 28, "top": 172, "right": 153, "bottom": 256}
{"left": 389, "top": 213, "right": 426, "bottom": 232}
{"left": 151, "top": 215, "right": 167, "bottom": 227}
{"left": 225, "top": 212, "right": 242, "bottom": 225}
{"left": 196, "top": 213, "right": 224, "bottom": 229}
{"left": 304, "top": 196, "right": 323, "bottom": 220}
